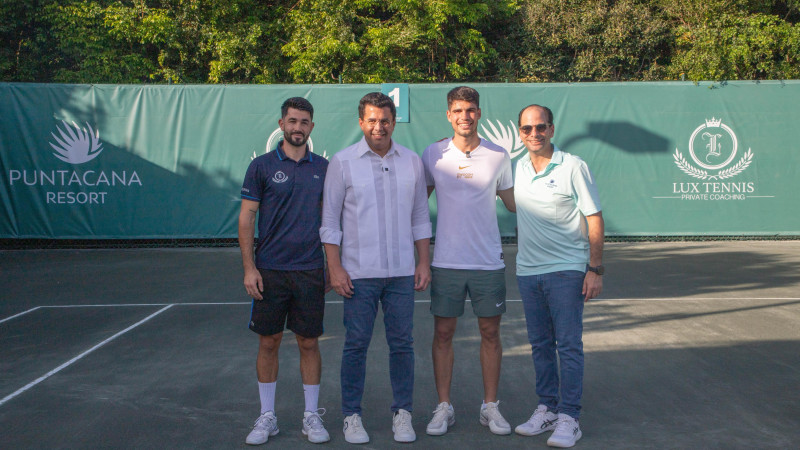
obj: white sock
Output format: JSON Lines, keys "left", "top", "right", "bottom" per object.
{"left": 258, "top": 381, "right": 276, "bottom": 414}
{"left": 303, "top": 384, "right": 320, "bottom": 412}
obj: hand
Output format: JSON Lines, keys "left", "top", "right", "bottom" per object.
{"left": 244, "top": 266, "right": 263, "bottom": 300}
{"left": 328, "top": 264, "right": 354, "bottom": 298}
{"left": 582, "top": 271, "right": 602, "bottom": 302}
{"left": 414, "top": 262, "right": 431, "bottom": 292}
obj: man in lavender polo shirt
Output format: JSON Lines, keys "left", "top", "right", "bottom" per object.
{"left": 320, "top": 92, "right": 432, "bottom": 444}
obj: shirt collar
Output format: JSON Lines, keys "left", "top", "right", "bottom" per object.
{"left": 356, "top": 136, "right": 399, "bottom": 158}
{"left": 276, "top": 140, "right": 312, "bottom": 162}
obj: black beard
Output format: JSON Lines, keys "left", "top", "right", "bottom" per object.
{"left": 284, "top": 131, "right": 308, "bottom": 146}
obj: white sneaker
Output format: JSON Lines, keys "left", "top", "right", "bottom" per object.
{"left": 392, "top": 409, "right": 416, "bottom": 442}
{"left": 515, "top": 404, "right": 559, "bottom": 436}
{"left": 426, "top": 402, "right": 455, "bottom": 436}
{"left": 547, "top": 413, "right": 582, "bottom": 448}
{"left": 245, "top": 411, "right": 279, "bottom": 445}
{"left": 479, "top": 400, "right": 511, "bottom": 435}
{"left": 303, "top": 408, "right": 331, "bottom": 444}
{"left": 343, "top": 414, "right": 369, "bottom": 444}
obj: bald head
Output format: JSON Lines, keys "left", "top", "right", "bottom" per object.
{"left": 518, "top": 104, "right": 553, "bottom": 127}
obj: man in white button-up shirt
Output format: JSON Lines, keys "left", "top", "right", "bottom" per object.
{"left": 320, "top": 92, "right": 432, "bottom": 444}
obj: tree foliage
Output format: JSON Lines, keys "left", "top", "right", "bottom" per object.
{"left": 1, "top": 0, "right": 799, "bottom": 83}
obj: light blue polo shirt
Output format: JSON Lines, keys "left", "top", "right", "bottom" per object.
{"left": 514, "top": 146, "right": 602, "bottom": 276}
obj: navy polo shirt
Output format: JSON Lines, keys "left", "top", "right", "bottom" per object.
{"left": 241, "top": 142, "right": 328, "bottom": 270}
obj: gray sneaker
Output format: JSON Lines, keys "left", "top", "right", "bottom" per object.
{"left": 246, "top": 411, "right": 279, "bottom": 445}
{"left": 303, "top": 408, "right": 331, "bottom": 444}
{"left": 516, "top": 404, "right": 558, "bottom": 436}
{"left": 479, "top": 400, "right": 511, "bottom": 435}
{"left": 426, "top": 402, "right": 455, "bottom": 436}
{"left": 343, "top": 413, "right": 369, "bottom": 444}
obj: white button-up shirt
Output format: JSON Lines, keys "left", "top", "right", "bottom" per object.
{"left": 321, "top": 137, "right": 432, "bottom": 280}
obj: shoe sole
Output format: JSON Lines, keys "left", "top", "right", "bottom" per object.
{"left": 426, "top": 417, "right": 455, "bottom": 436}
{"left": 302, "top": 429, "right": 331, "bottom": 444}
{"left": 480, "top": 416, "right": 511, "bottom": 435}
{"left": 245, "top": 428, "right": 279, "bottom": 445}
{"left": 515, "top": 425, "right": 556, "bottom": 436}
{"left": 344, "top": 436, "right": 369, "bottom": 444}
{"left": 547, "top": 429, "right": 582, "bottom": 448}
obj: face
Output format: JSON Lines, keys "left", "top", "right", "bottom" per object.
{"left": 279, "top": 107, "right": 314, "bottom": 148}
{"left": 359, "top": 104, "right": 395, "bottom": 153}
{"left": 519, "top": 106, "right": 554, "bottom": 156}
{"left": 446, "top": 100, "right": 481, "bottom": 138}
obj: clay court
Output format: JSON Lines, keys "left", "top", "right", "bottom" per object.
{"left": 2, "top": 241, "right": 799, "bottom": 448}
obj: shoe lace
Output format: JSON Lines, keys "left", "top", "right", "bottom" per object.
{"left": 484, "top": 400, "right": 502, "bottom": 419}
{"left": 306, "top": 408, "right": 326, "bottom": 430}
{"left": 395, "top": 411, "right": 412, "bottom": 433}
{"left": 529, "top": 405, "right": 547, "bottom": 423}
{"left": 255, "top": 412, "right": 276, "bottom": 429}
{"left": 554, "top": 416, "right": 575, "bottom": 434}
{"left": 431, "top": 403, "right": 449, "bottom": 421}
{"left": 347, "top": 414, "right": 364, "bottom": 433}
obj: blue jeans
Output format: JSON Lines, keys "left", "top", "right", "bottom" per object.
{"left": 517, "top": 271, "right": 585, "bottom": 419}
{"left": 341, "top": 277, "right": 415, "bottom": 415}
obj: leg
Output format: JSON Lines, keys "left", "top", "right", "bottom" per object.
{"left": 296, "top": 334, "right": 321, "bottom": 385}
{"left": 546, "top": 271, "right": 586, "bottom": 419}
{"left": 518, "top": 274, "right": 559, "bottom": 411}
{"left": 431, "top": 316, "right": 458, "bottom": 403}
{"left": 341, "top": 279, "right": 381, "bottom": 416}
{"left": 256, "top": 332, "right": 283, "bottom": 383}
{"left": 477, "top": 315, "right": 502, "bottom": 403}
{"left": 381, "top": 276, "right": 415, "bottom": 413}
{"left": 286, "top": 268, "right": 325, "bottom": 386}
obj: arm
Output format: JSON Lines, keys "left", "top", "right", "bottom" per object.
{"left": 320, "top": 156, "right": 353, "bottom": 298}
{"left": 496, "top": 186, "right": 515, "bottom": 212}
{"left": 238, "top": 199, "right": 263, "bottom": 300}
{"left": 324, "top": 243, "right": 353, "bottom": 298}
{"left": 414, "top": 238, "right": 431, "bottom": 291}
{"left": 582, "top": 212, "right": 604, "bottom": 302}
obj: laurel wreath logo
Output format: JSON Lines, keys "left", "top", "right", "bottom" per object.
{"left": 673, "top": 149, "right": 753, "bottom": 180}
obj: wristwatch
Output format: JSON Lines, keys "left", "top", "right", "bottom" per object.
{"left": 587, "top": 265, "right": 605, "bottom": 276}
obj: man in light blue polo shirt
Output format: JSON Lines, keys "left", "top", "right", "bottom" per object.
{"left": 513, "top": 104, "right": 604, "bottom": 448}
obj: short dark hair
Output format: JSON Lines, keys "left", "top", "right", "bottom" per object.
{"left": 281, "top": 97, "right": 314, "bottom": 119}
{"left": 518, "top": 104, "right": 554, "bottom": 126}
{"left": 447, "top": 86, "right": 480, "bottom": 109}
{"left": 358, "top": 92, "right": 396, "bottom": 121}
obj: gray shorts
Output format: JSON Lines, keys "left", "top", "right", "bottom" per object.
{"left": 430, "top": 266, "right": 506, "bottom": 317}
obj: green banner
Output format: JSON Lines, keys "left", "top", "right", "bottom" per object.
{"left": 2, "top": 81, "right": 798, "bottom": 238}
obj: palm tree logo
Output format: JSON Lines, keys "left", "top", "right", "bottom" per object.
{"left": 479, "top": 120, "right": 526, "bottom": 160}
{"left": 49, "top": 121, "right": 104, "bottom": 164}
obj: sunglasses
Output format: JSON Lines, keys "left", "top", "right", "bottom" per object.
{"left": 519, "top": 123, "right": 550, "bottom": 135}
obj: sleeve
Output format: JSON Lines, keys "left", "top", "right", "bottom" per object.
{"left": 411, "top": 155, "right": 433, "bottom": 241}
{"left": 572, "top": 160, "right": 602, "bottom": 216}
{"left": 319, "top": 154, "right": 345, "bottom": 245}
{"left": 241, "top": 158, "right": 263, "bottom": 201}
{"left": 497, "top": 151, "right": 514, "bottom": 191}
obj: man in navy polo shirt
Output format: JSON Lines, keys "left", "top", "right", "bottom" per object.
{"left": 238, "top": 97, "right": 330, "bottom": 445}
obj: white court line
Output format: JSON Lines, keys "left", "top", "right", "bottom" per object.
{"left": 3, "top": 297, "right": 798, "bottom": 323}
{"left": 0, "top": 304, "right": 173, "bottom": 408}
{"left": 0, "top": 306, "right": 41, "bottom": 324}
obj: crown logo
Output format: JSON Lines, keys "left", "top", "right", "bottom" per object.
{"left": 705, "top": 117, "right": 722, "bottom": 127}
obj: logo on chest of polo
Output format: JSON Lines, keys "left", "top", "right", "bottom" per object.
{"left": 545, "top": 179, "right": 557, "bottom": 189}
{"left": 456, "top": 163, "right": 473, "bottom": 179}
{"left": 272, "top": 171, "right": 289, "bottom": 183}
